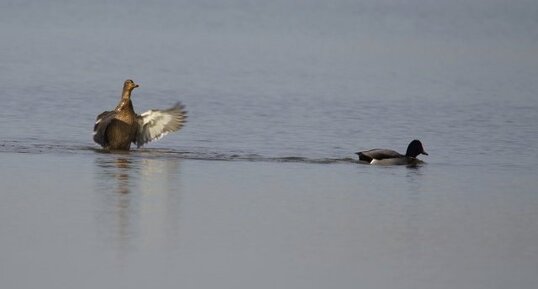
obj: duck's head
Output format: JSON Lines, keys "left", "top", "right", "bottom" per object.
{"left": 405, "top": 139, "right": 428, "bottom": 158}
{"left": 123, "top": 79, "right": 139, "bottom": 92}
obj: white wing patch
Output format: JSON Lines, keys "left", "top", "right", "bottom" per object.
{"left": 135, "top": 103, "right": 187, "bottom": 148}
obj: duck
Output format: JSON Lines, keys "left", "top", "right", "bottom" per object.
{"left": 355, "top": 139, "right": 428, "bottom": 165}
{"left": 93, "top": 79, "right": 187, "bottom": 150}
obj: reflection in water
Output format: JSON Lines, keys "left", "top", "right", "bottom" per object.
{"left": 94, "top": 153, "right": 183, "bottom": 262}
{"left": 114, "top": 157, "right": 132, "bottom": 194}
{"left": 405, "top": 166, "right": 424, "bottom": 191}
{"left": 402, "top": 166, "right": 424, "bottom": 260}
{"left": 95, "top": 153, "right": 135, "bottom": 194}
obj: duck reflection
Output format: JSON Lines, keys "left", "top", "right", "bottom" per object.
{"left": 112, "top": 157, "right": 132, "bottom": 194}
{"left": 95, "top": 154, "right": 134, "bottom": 194}
{"left": 94, "top": 152, "right": 183, "bottom": 261}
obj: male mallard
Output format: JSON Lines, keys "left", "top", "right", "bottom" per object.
{"left": 356, "top": 139, "right": 428, "bottom": 165}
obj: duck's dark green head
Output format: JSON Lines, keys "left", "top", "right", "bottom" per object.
{"left": 406, "top": 139, "right": 428, "bottom": 158}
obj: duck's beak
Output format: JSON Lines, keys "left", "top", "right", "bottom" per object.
{"left": 422, "top": 151, "right": 429, "bottom": 155}
{"left": 134, "top": 83, "right": 139, "bottom": 88}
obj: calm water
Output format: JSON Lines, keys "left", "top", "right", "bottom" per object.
{"left": 1, "top": 1, "right": 538, "bottom": 289}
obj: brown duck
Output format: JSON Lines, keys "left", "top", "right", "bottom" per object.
{"left": 93, "top": 79, "right": 187, "bottom": 150}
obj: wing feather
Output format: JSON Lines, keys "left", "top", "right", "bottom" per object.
{"left": 358, "top": 149, "right": 403, "bottom": 162}
{"left": 93, "top": 111, "right": 117, "bottom": 146}
{"left": 135, "top": 102, "right": 187, "bottom": 148}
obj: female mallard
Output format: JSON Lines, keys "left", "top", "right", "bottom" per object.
{"left": 356, "top": 139, "right": 428, "bottom": 165}
{"left": 93, "top": 79, "right": 187, "bottom": 150}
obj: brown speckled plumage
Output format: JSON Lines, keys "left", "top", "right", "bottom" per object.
{"left": 93, "top": 80, "right": 187, "bottom": 150}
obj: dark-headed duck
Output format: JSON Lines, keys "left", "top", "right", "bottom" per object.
{"left": 356, "top": 139, "right": 428, "bottom": 165}
{"left": 93, "top": 79, "right": 187, "bottom": 150}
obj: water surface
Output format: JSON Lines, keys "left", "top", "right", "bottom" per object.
{"left": 1, "top": 1, "right": 538, "bottom": 289}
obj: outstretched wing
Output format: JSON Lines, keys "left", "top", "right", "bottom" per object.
{"left": 93, "top": 111, "right": 117, "bottom": 146}
{"left": 135, "top": 102, "right": 187, "bottom": 148}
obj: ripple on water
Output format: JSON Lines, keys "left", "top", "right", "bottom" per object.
{"left": 0, "top": 139, "right": 359, "bottom": 165}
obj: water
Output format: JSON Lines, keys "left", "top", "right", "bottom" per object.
{"left": 1, "top": 1, "right": 538, "bottom": 288}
